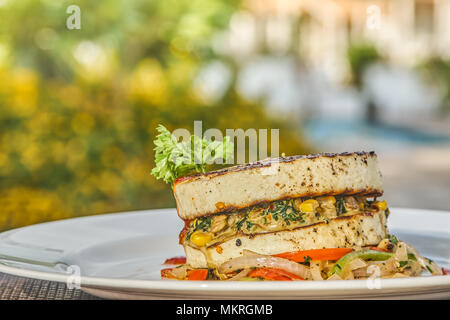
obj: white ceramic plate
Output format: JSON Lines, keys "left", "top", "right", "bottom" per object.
{"left": 0, "top": 208, "right": 449, "bottom": 299}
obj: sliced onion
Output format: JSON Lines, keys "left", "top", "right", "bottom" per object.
{"left": 426, "top": 261, "right": 443, "bottom": 275}
{"left": 373, "top": 259, "right": 398, "bottom": 277}
{"left": 310, "top": 261, "right": 323, "bottom": 281}
{"left": 327, "top": 273, "right": 342, "bottom": 281}
{"left": 346, "top": 258, "right": 367, "bottom": 272}
{"left": 343, "top": 271, "right": 354, "bottom": 280}
{"left": 335, "top": 258, "right": 368, "bottom": 279}
{"left": 352, "top": 268, "right": 368, "bottom": 278}
{"left": 226, "top": 269, "right": 251, "bottom": 281}
{"left": 394, "top": 242, "right": 408, "bottom": 261}
{"left": 405, "top": 260, "right": 423, "bottom": 276}
{"left": 219, "top": 250, "right": 311, "bottom": 280}
{"left": 170, "top": 265, "right": 188, "bottom": 279}
{"left": 404, "top": 243, "right": 443, "bottom": 275}
{"left": 352, "top": 259, "right": 397, "bottom": 278}
{"left": 390, "top": 272, "right": 409, "bottom": 278}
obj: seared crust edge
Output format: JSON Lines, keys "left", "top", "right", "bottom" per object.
{"left": 174, "top": 151, "right": 376, "bottom": 185}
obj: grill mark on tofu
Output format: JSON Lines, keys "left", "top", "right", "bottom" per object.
{"left": 174, "top": 151, "right": 376, "bottom": 184}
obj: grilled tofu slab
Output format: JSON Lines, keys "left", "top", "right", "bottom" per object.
{"left": 184, "top": 209, "right": 389, "bottom": 269}
{"left": 174, "top": 152, "right": 383, "bottom": 220}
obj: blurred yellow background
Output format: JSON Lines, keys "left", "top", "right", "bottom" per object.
{"left": 0, "top": 0, "right": 309, "bottom": 230}
{"left": 1, "top": 0, "right": 450, "bottom": 231}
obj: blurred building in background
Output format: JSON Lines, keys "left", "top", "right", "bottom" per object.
{"left": 205, "top": 0, "right": 450, "bottom": 123}
{"left": 199, "top": 0, "right": 450, "bottom": 210}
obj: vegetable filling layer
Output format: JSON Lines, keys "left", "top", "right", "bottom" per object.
{"left": 161, "top": 236, "right": 445, "bottom": 281}
{"left": 181, "top": 195, "right": 389, "bottom": 248}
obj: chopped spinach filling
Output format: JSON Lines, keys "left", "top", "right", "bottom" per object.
{"left": 336, "top": 197, "right": 347, "bottom": 215}
{"left": 185, "top": 195, "right": 384, "bottom": 243}
{"left": 186, "top": 216, "right": 212, "bottom": 240}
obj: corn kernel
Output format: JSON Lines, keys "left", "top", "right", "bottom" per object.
{"left": 375, "top": 200, "right": 388, "bottom": 211}
{"left": 215, "top": 202, "right": 225, "bottom": 210}
{"left": 190, "top": 231, "right": 213, "bottom": 247}
{"left": 300, "top": 199, "right": 319, "bottom": 213}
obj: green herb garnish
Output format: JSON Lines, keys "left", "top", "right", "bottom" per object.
{"left": 399, "top": 261, "right": 408, "bottom": 268}
{"left": 267, "top": 200, "right": 301, "bottom": 223}
{"left": 207, "top": 269, "right": 215, "bottom": 280}
{"left": 336, "top": 197, "right": 347, "bottom": 215}
{"left": 389, "top": 235, "right": 399, "bottom": 245}
{"left": 236, "top": 216, "right": 247, "bottom": 231}
{"left": 246, "top": 221, "right": 255, "bottom": 231}
{"left": 186, "top": 216, "right": 212, "bottom": 240}
{"left": 151, "top": 125, "right": 234, "bottom": 185}
{"left": 407, "top": 253, "right": 417, "bottom": 261}
{"left": 194, "top": 217, "right": 212, "bottom": 232}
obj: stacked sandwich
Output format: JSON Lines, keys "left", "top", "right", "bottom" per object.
{"left": 162, "top": 152, "right": 443, "bottom": 281}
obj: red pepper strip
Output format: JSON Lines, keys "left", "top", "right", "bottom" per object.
{"left": 442, "top": 268, "right": 450, "bottom": 275}
{"left": 274, "top": 248, "right": 353, "bottom": 262}
{"left": 187, "top": 269, "right": 209, "bottom": 280}
{"left": 163, "top": 256, "right": 187, "bottom": 265}
{"left": 248, "top": 268, "right": 304, "bottom": 281}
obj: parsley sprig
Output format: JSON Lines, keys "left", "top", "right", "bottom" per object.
{"left": 151, "top": 125, "right": 234, "bottom": 185}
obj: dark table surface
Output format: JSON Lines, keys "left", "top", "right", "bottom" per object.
{"left": 0, "top": 272, "right": 101, "bottom": 300}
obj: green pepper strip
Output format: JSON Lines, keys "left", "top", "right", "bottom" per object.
{"left": 238, "top": 277, "right": 263, "bottom": 281}
{"left": 328, "top": 249, "right": 393, "bottom": 278}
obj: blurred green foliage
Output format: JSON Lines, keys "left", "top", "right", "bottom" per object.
{"left": 347, "top": 41, "right": 382, "bottom": 124}
{"left": 0, "top": 0, "right": 309, "bottom": 230}
{"left": 419, "top": 57, "right": 450, "bottom": 114}
{"left": 347, "top": 41, "right": 381, "bottom": 88}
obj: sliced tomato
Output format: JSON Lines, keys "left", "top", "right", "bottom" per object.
{"left": 442, "top": 268, "right": 450, "bottom": 275}
{"left": 187, "top": 269, "right": 209, "bottom": 280}
{"left": 274, "top": 248, "right": 353, "bottom": 262}
{"left": 179, "top": 220, "right": 191, "bottom": 244}
{"left": 163, "top": 256, "right": 187, "bottom": 265}
{"left": 248, "top": 268, "right": 304, "bottom": 281}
